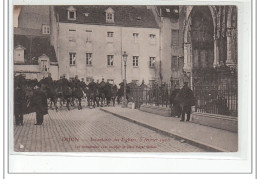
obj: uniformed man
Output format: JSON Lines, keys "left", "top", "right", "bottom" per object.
{"left": 74, "top": 75, "right": 81, "bottom": 88}
{"left": 99, "top": 78, "right": 106, "bottom": 89}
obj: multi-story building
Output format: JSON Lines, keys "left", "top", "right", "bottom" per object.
{"left": 150, "top": 6, "right": 184, "bottom": 86}
{"left": 53, "top": 6, "right": 160, "bottom": 85}
{"left": 13, "top": 6, "right": 58, "bottom": 80}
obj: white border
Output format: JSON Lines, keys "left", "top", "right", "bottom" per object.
{"left": 5, "top": 0, "right": 254, "bottom": 175}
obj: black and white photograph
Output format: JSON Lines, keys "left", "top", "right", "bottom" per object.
{"left": 12, "top": 5, "right": 239, "bottom": 153}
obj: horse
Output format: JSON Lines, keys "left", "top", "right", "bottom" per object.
{"left": 111, "top": 85, "right": 118, "bottom": 106}
{"left": 98, "top": 81, "right": 106, "bottom": 107}
{"left": 104, "top": 83, "right": 112, "bottom": 106}
{"left": 72, "top": 86, "right": 84, "bottom": 110}
{"left": 86, "top": 82, "right": 99, "bottom": 108}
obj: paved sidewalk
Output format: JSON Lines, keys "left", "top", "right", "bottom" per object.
{"left": 100, "top": 106, "right": 238, "bottom": 152}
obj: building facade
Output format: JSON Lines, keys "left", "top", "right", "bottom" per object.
{"left": 14, "top": 6, "right": 58, "bottom": 80}
{"left": 54, "top": 6, "right": 160, "bottom": 85}
{"left": 150, "top": 6, "right": 184, "bottom": 86}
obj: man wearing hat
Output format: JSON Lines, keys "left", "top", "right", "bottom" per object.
{"left": 175, "top": 80, "right": 196, "bottom": 122}
{"left": 30, "top": 83, "right": 48, "bottom": 125}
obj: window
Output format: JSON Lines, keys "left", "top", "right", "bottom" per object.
{"left": 86, "top": 53, "right": 92, "bottom": 65}
{"left": 69, "top": 29, "right": 76, "bottom": 42}
{"left": 171, "top": 56, "right": 183, "bottom": 70}
{"left": 133, "top": 56, "right": 139, "bottom": 67}
{"left": 68, "top": 9, "right": 76, "bottom": 20}
{"left": 149, "top": 34, "right": 156, "bottom": 44}
{"left": 171, "top": 30, "right": 179, "bottom": 47}
{"left": 42, "top": 25, "right": 50, "bottom": 34}
{"left": 69, "top": 11, "right": 75, "bottom": 19}
{"left": 107, "top": 32, "right": 114, "bottom": 37}
{"left": 41, "top": 60, "right": 48, "bottom": 72}
{"left": 171, "top": 56, "right": 178, "bottom": 69}
{"left": 86, "top": 30, "right": 92, "bottom": 42}
{"left": 150, "top": 34, "right": 156, "bottom": 39}
{"left": 133, "top": 33, "right": 139, "bottom": 43}
{"left": 107, "top": 55, "right": 114, "bottom": 66}
{"left": 69, "top": 53, "right": 76, "bottom": 65}
{"left": 149, "top": 57, "right": 156, "bottom": 67}
{"left": 107, "top": 13, "right": 113, "bottom": 20}
{"left": 105, "top": 7, "right": 114, "bottom": 23}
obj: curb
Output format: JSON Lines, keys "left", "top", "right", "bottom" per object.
{"left": 100, "top": 108, "right": 229, "bottom": 152}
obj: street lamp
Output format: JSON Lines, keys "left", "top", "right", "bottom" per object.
{"left": 122, "top": 51, "right": 128, "bottom": 108}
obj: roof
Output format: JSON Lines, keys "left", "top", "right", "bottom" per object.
{"left": 14, "top": 33, "right": 57, "bottom": 63}
{"left": 14, "top": 27, "right": 47, "bottom": 36}
{"left": 55, "top": 5, "right": 159, "bottom": 28}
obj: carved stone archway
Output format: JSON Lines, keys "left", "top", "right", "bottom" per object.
{"left": 183, "top": 6, "right": 217, "bottom": 86}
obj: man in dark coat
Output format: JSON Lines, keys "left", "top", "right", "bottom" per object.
{"left": 30, "top": 84, "right": 48, "bottom": 125}
{"left": 170, "top": 85, "right": 181, "bottom": 118}
{"left": 175, "top": 82, "right": 196, "bottom": 122}
{"left": 14, "top": 84, "right": 26, "bottom": 126}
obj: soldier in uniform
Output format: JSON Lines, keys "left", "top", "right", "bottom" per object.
{"left": 74, "top": 75, "right": 81, "bottom": 88}
{"left": 87, "top": 79, "right": 98, "bottom": 107}
{"left": 175, "top": 81, "right": 196, "bottom": 122}
{"left": 99, "top": 78, "right": 106, "bottom": 106}
{"left": 14, "top": 82, "right": 26, "bottom": 126}
{"left": 30, "top": 84, "right": 48, "bottom": 125}
{"left": 111, "top": 84, "right": 118, "bottom": 106}
{"left": 80, "top": 78, "right": 87, "bottom": 89}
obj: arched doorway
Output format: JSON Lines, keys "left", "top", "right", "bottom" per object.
{"left": 190, "top": 6, "right": 215, "bottom": 85}
{"left": 183, "top": 6, "right": 238, "bottom": 117}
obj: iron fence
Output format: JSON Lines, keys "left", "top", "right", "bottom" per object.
{"left": 193, "top": 83, "right": 238, "bottom": 117}
{"left": 128, "top": 84, "right": 171, "bottom": 108}
{"left": 128, "top": 82, "right": 238, "bottom": 117}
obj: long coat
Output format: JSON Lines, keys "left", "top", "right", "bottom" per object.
{"left": 29, "top": 89, "right": 48, "bottom": 115}
{"left": 14, "top": 87, "right": 26, "bottom": 115}
{"left": 175, "top": 86, "right": 196, "bottom": 107}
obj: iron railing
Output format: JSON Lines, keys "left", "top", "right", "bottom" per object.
{"left": 193, "top": 83, "right": 238, "bottom": 117}
{"left": 128, "top": 84, "right": 171, "bottom": 108}
{"left": 128, "top": 82, "right": 238, "bottom": 117}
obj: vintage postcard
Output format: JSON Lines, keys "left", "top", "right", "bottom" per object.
{"left": 12, "top": 4, "right": 238, "bottom": 152}
{"left": 7, "top": 0, "right": 254, "bottom": 174}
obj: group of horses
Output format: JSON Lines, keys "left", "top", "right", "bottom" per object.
{"left": 14, "top": 75, "right": 128, "bottom": 112}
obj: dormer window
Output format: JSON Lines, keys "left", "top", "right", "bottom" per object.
{"left": 105, "top": 7, "right": 114, "bottom": 23}
{"left": 42, "top": 25, "right": 50, "bottom": 34}
{"left": 67, "top": 6, "right": 76, "bottom": 20}
{"left": 14, "top": 45, "right": 26, "bottom": 63}
{"left": 38, "top": 54, "right": 50, "bottom": 72}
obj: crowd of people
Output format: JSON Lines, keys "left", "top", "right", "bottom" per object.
{"left": 14, "top": 74, "right": 196, "bottom": 126}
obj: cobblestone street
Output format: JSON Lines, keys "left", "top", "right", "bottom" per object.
{"left": 13, "top": 106, "right": 206, "bottom": 152}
